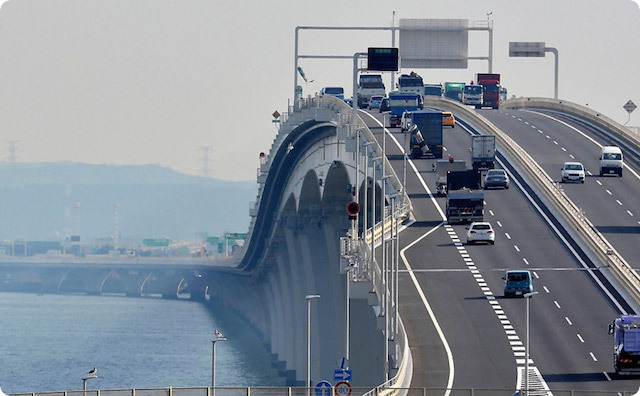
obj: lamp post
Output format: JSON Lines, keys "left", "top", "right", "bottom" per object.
{"left": 211, "top": 329, "right": 227, "bottom": 390}
{"left": 306, "top": 294, "right": 320, "bottom": 396}
{"left": 509, "top": 42, "right": 559, "bottom": 99}
{"left": 524, "top": 291, "right": 538, "bottom": 395}
{"left": 82, "top": 368, "right": 97, "bottom": 395}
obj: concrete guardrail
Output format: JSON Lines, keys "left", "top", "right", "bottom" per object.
{"left": 424, "top": 96, "right": 640, "bottom": 311}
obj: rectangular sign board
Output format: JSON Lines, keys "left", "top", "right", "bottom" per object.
{"left": 224, "top": 232, "right": 248, "bottom": 241}
{"left": 207, "top": 236, "right": 220, "bottom": 245}
{"left": 509, "top": 42, "right": 545, "bottom": 57}
{"left": 367, "top": 47, "right": 399, "bottom": 71}
{"left": 399, "top": 19, "right": 469, "bottom": 69}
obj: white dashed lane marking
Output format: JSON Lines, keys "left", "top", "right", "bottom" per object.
{"left": 554, "top": 301, "right": 561, "bottom": 309}
{"left": 596, "top": 180, "right": 602, "bottom": 185}
{"left": 590, "top": 352, "right": 598, "bottom": 362}
{"left": 442, "top": 224, "right": 551, "bottom": 394}
{"left": 566, "top": 317, "right": 573, "bottom": 326}
{"left": 616, "top": 200, "right": 623, "bottom": 206}
{"left": 628, "top": 211, "right": 634, "bottom": 217}
{"left": 577, "top": 334, "right": 585, "bottom": 343}
{"left": 543, "top": 286, "right": 550, "bottom": 293}
{"left": 514, "top": 245, "right": 520, "bottom": 252}
{"left": 606, "top": 189, "right": 612, "bottom": 195}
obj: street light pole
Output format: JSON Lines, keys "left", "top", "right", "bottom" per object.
{"left": 211, "top": 330, "right": 227, "bottom": 390}
{"left": 82, "top": 372, "right": 97, "bottom": 396}
{"left": 524, "top": 291, "right": 538, "bottom": 395}
{"left": 306, "top": 294, "right": 320, "bottom": 396}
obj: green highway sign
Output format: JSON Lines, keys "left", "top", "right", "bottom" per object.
{"left": 207, "top": 236, "right": 220, "bottom": 245}
{"left": 224, "top": 232, "right": 247, "bottom": 241}
{"left": 143, "top": 238, "right": 170, "bottom": 247}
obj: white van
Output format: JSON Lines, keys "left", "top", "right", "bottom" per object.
{"left": 599, "top": 146, "right": 623, "bottom": 177}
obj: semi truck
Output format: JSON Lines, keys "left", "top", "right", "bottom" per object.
{"left": 471, "top": 135, "right": 496, "bottom": 170}
{"left": 444, "top": 82, "right": 465, "bottom": 102}
{"left": 357, "top": 74, "right": 385, "bottom": 108}
{"left": 397, "top": 73, "right": 424, "bottom": 96}
{"left": 446, "top": 191, "right": 484, "bottom": 223}
{"left": 435, "top": 159, "right": 467, "bottom": 196}
{"left": 389, "top": 92, "right": 421, "bottom": 128}
{"left": 476, "top": 73, "right": 501, "bottom": 109}
{"left": 462, "top": 85, "right": 483, "bottom": 109}
{"left": 408, "top": 110, "right": 443, "bottom": 159}
{"left": 609, "top": 315, "right": 640, "bottom": 375}
{"left": 445, "top": 170, "right": 483, "bottom": 223}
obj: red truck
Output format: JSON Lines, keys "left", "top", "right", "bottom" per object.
{"left": 476, "top": 73, "right": 500, "bottom": 109}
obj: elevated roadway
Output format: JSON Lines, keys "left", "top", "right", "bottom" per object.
{"left": 358, "top": 102, "right": 640, "bottom": 393}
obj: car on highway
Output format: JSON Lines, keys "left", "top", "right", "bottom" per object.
{"left": 599, "top": 146, "right": 623, "bottom": 177}
{"left": 484, "top": 169, "right": 510, "bottom": 189}
{"left": 442, "top": 111, "right": 455, "bottom": 128}
{"left": 379, "top": 98, "right": 390, "bottom": 112}
{"left": 368, "top": 96, "right": 384, "bottom": 110}
{"left": 466, "top": 222, "right": 495, "bottom": 245}
{"left": 503, "top": 270, "right": 533, "bottom": 297}
{"left": 561, "top": 161, "right": 585, "bottom": 183}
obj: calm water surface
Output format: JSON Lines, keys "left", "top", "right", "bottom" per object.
{"left": 0, "top": 293, "right": 283, "bottom": 393}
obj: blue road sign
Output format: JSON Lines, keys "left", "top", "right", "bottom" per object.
{"left": 333, "top": 369, "right": 352, "bottom": 382}
{"left": 315, "top": 381, "right": 332, "bottom": 396}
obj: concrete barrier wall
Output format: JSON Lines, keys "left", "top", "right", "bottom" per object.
{"left": 424, "top": 96, "right": 640, "bottom": 311}
{"left": 502, "top": 97, "right": 640, "bottom": 146}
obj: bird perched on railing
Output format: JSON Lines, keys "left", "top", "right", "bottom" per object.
{"left": 87, "top": 367, "right": 97, "bottom": 375}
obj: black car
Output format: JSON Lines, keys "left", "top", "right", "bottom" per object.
{"left": 379, "top": 98, "right": 390, "bottom": 112}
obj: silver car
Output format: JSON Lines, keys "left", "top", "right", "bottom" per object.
{"left": 484, "top": 169, "right": 510, "bottom": 189}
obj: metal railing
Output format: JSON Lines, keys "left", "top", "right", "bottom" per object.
{"left": 11, "top": 386, "right": 640, "bottom": 396}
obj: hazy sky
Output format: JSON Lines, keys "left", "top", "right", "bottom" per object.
{"left": 0, "top": 0, "right": 638, "bottom": 181}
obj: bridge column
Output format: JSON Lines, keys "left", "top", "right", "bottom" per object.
{"left": 187, "top": 274, "right": 208, "bottom": 301}
{"left": 273, "top": 237, "right": 296, "bottom": 375}
{"left": 283, "top": 219, "right": 310, "bottom": 386}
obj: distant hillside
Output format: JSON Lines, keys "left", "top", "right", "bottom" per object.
{"left": 0, "top": 162, "right": 256, "bottom": 240}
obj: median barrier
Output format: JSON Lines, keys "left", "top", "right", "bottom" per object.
{"left": 423, "top": 96, "right": 640, "bottom": 310}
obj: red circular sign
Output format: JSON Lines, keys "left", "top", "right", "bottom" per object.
{"left": 334, "top": 381, "right": 351, "bottom": 396}
{"left": 346, "top": 201, "right": 360, "bottom": 215}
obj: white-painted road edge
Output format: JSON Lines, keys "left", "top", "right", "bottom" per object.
{"left": 360, "top": 111, "right": 455, "bottom": 395}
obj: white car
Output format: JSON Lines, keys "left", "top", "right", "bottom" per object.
{"left": 561, "top": 161, "right": 585, "bottom": 183}
{"left": 466, "top": 222, "right": 495, "bottom": 245}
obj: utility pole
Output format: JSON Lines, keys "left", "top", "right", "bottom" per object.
{"left": 6, "top": 140, "right": 20, "bottom": 162}
{"left": 113, "top": 203, "right": 120, "bottom": 251}
{"left": 200, "top": 146, "right": 213, "bottom": 178}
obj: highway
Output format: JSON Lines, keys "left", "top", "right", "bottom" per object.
{"left": 481, "top": 108, "right": 640, "bottom": 267}
{"left": 359, "top": 107, "right": 640, "bottom": 393}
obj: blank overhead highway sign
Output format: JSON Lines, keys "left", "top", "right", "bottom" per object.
{"left": 509, "top": 42, "right": 545, "bottom": 57}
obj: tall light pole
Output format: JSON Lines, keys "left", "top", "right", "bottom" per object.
{"left": 306, "top": 294, "right": 320, "bottom": 396}
{"left": 211, "top": 330, "right": 227, "bottom": 390}
{"left": 82, "top": 367, "right": 97, "bottom": 395}
{"left": 524, "top": 292, "right": 538, "bottom": 395}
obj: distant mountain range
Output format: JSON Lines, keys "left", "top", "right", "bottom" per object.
{"left": 0, "top": 162, "right": 256, "bottom": 241}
